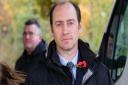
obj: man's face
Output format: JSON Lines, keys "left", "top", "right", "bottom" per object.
{"left": 23, "top": 24, "right": 41, "bottom": 52}
{"left": 52, "top": 3, "right": 82, "bottom": 51}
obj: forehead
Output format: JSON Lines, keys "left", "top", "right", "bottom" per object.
{"left": 53, "top": 2, "right": 77, "bottom": 21}
{"left": 24, "top": 24, "right": 39, "bottom": 32}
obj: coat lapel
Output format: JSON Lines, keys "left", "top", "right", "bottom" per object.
{"left": 74, "top": 39, "right": 96, "bottom": 85}
{"left": 46, "top": 39, "right": 97, "bottom": 85}
{"left": 75, "top": 55, "right": 87, "bottom": 85}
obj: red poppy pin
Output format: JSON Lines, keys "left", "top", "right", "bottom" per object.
{"left": 76, "top": 60, "right": 87, "bottom": 68}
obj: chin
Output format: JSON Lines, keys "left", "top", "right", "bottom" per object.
{"left": 25, "top": 45, "right": 32, "bottom": 49}
{"left": 62, "top": 45, "right": 74, "bottom": 51}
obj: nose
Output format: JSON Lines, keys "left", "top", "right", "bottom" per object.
{"left": 63, "top": 23, "right": 69, "bottom": 35}
{"left": 24, "top": 34, "right": 30, "bottom": 39}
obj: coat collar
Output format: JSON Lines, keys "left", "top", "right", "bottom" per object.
{"left": 46, "top": 39, "right": 97, "bottom": 84}
{"left": 46, "top": 39, "right": 96, "bottom": 69}
{"left": 22, "top": 40, "right": 47, "bottom": 60}
{"left": 78, "top": 39, "right": 96, "bottom": 66}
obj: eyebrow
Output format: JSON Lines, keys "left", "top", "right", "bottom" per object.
{"left": 55, "top": 19, "right": 75, "bottom": 23}
{"left": 67, "top": 19, "right": 75, "bottom": 22}
{"left": 55, "top": 21, "right": 63, "bottom": 24}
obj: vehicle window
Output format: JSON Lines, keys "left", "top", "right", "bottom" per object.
{"left": 105, "top": 5, "right": 128, "bottom": 82}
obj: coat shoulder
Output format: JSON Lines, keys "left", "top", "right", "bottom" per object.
{"left": 93, "top": 61, "right": 114, "bottom": 85}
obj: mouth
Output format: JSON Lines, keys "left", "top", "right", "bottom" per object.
{"left": 24, "top": 40, "right": 32, "bottom": 44}
{"left": 62, "top": 38, "right": 72, "bottom": 42}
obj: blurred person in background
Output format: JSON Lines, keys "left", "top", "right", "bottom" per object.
{"left": 15, "top": 18, "right": 47, "bottom": 74}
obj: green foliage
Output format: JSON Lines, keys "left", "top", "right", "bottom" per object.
{"left": 79, "top": 0, "right": 114, "bottom": 51}
{"left": 0, "top": 0, "right": 114, "bottom": 66}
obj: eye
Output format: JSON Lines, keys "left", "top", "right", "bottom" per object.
{"left": 29, "top": 32, "right": 34, "bottom": 36}
{"left": 55, "top": 22, "right": 62, "bottom": 27}
{"left": 68, "top": 21, "right": 74, "bottom": 26}
{"left": 23, "top": 32, "right": 34, "bottom": 36}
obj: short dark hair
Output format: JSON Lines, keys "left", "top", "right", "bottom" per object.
{"left": 24, "top": 18, "right": 42, "bottom": 36}
{"left": 49, "top": 1, "right": 81, "bottom": 27}
{"left": 25, "top": 18, "right": 41, "bottom": 28}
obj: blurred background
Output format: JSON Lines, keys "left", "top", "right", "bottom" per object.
{"left": 0, "top": 0, "right": 114, "bottom": 67}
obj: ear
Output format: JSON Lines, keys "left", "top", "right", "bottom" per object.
{"left": 51, "top": 27, "right": 53, "bottom": 33}
{"left": 51, "top": 27, "right": 54, "bottom": 37}
{"left": 79, "top": 22, "right": 82, "bottom": 33}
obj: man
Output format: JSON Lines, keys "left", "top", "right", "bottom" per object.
{"left": 25, "top": 1, "right": 114, "bottom": 85}
{"left": 15, "top": 19, "right": 47, "bottom": 74}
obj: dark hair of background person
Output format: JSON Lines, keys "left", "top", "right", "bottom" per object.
{"left": 25, "top": 18, "right": 41, "bottom": 28}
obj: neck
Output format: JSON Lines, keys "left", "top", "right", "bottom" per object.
{"left": 26, "top": 41, "right": 41, "bottom": 55}
{"left": 26, "top": 46, "right": 35, "bottom": 55}
{"left": 57, "top": 45, "right": 78, "bottom": 61}
{"left": 26, "top": 49, "right": 33, "bottom": 55}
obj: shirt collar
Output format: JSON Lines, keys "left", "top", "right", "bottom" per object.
{"left": 58, "top": 51, "right": 78, "bottom": 66}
